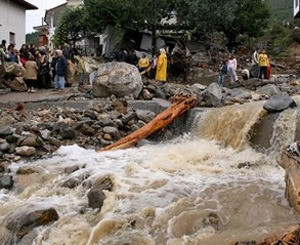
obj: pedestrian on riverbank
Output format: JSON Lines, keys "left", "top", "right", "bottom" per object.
{"left": 227, "top": 54, "right": 238, "bottom": 85}
{"left": 25, "top": 55, "right": 38, "bottom": 93}
{"left": 37, "top": 51, "right": 51, "bottom": 89}
{"left": 252, "top": 47, "right": 260, "bottom": 78}
{"left": 218, "top": 61, "right": 227, "bottom": 87}
{"left": 77, "top": 54, "right": 86, "bottom": 87}
{"left": 258, "top": 49, "right": 269, "bottom": 79}
{"left": 155, "top": 48, "right": 168, "bottom": 84}
{"left": 54, "top": 50, "right": 68, "bottom": 90}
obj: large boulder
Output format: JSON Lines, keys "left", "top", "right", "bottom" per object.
{"left": 263, "top": 92, "right": 296, "bottom": 112}
{"left": 8, "top": 77, "right": 27, "bottom": 92}
{"left": 0, "top": 126, "right": 13, "bottom": 138}
{"left": 256, "top": 84, "right": 280, "bottom": 97}
{"left": 4, "top": 206, "right": 59, "bottom": 242}
{"left": 93, "top": 62, "right": 143, "bottom": 98}
{"left": 4, "top": 62, "right": 24, "bottom": 77}
{"left": 202, "top": 83, "right": 223, "bottom": 107}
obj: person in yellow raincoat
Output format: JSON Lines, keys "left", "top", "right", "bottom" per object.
{"left": 155, "top": 48, "right": 167, "bottom": 82}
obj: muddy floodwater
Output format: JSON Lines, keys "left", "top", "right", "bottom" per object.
{"left": 0, "top": 101, "right": 299, "bottom": 245}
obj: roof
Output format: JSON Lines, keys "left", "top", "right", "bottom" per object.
{"left": 44, "top": 2, "right": 68, "bottom": 25}
{"left": 10, "top": 0, "right": 38, "bottom": 10}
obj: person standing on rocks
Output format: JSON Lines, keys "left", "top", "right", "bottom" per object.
{"left": 138, "top": 54, "right": 150, "bottom": 75}
{"left": 155, "top": 48, "right": 168, "bottom": 84}
{"left": 54, "top": 50, "right": 68, "bottom": 90}
{"left": 227, "top": 54, "right": 238, "bottom": 85}
{"left": 252, "top": 47, "right": 260, "bottom": 78}
{"left": 25, "top": 55, "right": 39, "bottom": 93}
{"left": 77, "top": 54, "right": 86, "bottom": 87}
{"left": 258, "top": 49, "right": 269, "bottom": 80}
{"left": 218, "top": 61, "right": 227, "bottom": 87}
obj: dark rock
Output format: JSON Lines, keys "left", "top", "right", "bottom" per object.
{"left": 0, "top": 161, "right": 10, "bottom": 173}
{"left": 107, "top": 110, "right": 122, "bottom": 119}
{"left": 0, "top": 126, "right": 13, "bottom": 138}
{"left": 100, "top": 116, "right": 115, "bottom": 127}
{"left": 87, "top": 188, "right": 106, "bottom": 209}
{"left": 237, "top": 162, "right": 251, "bottom": 169}
{"left": 0, "top": 175, "right": 14, "bottom": 189}
{"left": 64, "top": 165, "right": 80, "bottom": 175}
{"left": 122, "top": 112, "right": 137, "bottom": 124}
{"left": 136, "top": 110, "right": 156, "bottom": 123}
{"left": 81, "top": 124, "right": 95, "bottom": 136}
{"left": 9, "top": 143, "right": 16, "bottom": 154}
{"left": 6, "top": 134, "right": 20, "bottom": 143}
{"left": 100, "top": 139, "right": 112, "bottom": 146}
{"left": 103, "top": 126, "right": 120, "bottom": 139}
{"left": 48, "top": 137, "right": 61, "bottom": 147}
{"left": 202, "top": 83, "right": 223, "bottom": 107}
{"left": 263, "top": 92, "right": 297, "bottom": 112}
{"left": 256, "top": 84, "right": 280, "bottom": 97}
{"left": 0, "top": 142, "right": 10, "bottom": 152}
{"left": 228, "top": 88, "right": 252, "bottom": 100}
{"left": 62, "top": 177, "right": 81, "bottom": 189}
{"left": 83, "top": 110, "right": 97, "bottom": 120}
{"left": 5, "top": 207, "right": 59, "bottom": 242}
{"left": 142, "top": 89, "right": 153, "bottom": 100}
{"left": 58, "top": 123, "right": 76, "bottom": 140}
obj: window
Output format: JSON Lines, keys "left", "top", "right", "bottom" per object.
{"left": 9, "top": 32, "right": 15, "bottom": 44}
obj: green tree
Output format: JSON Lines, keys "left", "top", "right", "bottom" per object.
{"left": 54, "top": 6, "right": 89, "bottom": 47}
{"left": 26, "top": 31, "right": 40, "bottom": 46}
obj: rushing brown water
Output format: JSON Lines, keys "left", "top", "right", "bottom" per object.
{"left": 0, "top": 101, "right": 299, "bottom": 245}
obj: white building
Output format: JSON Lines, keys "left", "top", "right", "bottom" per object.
{"left": 0, "top": 0, "right": 37, "bottom": 47}
{"left": 295, "top": 0, "right": 300, "bottom": 17}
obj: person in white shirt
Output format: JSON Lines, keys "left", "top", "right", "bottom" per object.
{"left": 227, "top": 54, "right": 238, "bottom": 85}
{"left": 252, "top": 48, "right": 260, "bottom": 77}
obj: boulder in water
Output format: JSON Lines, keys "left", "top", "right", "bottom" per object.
{"left": 64, "top": 165, "right": 80, "bottom": 175}
{"left": 0, "top": 175, "right": 14, "bottom": 189}
{"left": 202, "top": 82, "right": 223, "bottom": 107}
{"left": 5, "top": 207, "right": 59, "bottom": 241}
{"left": 263, "top": 92, "right": 296, "bottom": 112}
{"left": 93, "top": 62, "right": 143, "bottom": 98}
{"left": 256, "top": 84, "right": 280, "bottom": 97}
{"left": 87, "top": 188, "right": 106, "bottom": 209}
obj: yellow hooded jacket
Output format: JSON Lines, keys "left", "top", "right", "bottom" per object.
{"left": 155, "top": 53, "right": 167, "bottom": 82}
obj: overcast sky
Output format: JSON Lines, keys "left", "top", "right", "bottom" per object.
{"left": 26, "top": 0, "right": 66, "bottom": 33}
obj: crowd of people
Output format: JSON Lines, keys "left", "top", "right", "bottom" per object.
{"left": 0, "top": 40, "right": 84, "bottom": 92}
{"left": 217, "top": 48, "right": 272, "bottom": 87}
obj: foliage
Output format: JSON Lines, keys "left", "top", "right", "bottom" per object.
{"left": 268, "top": 0, "right": 293, "bottom": 21}
{"left": 26, "top": 31, "right": 40, "bottom": 46}
{"left": 54, "top": 6, "right": 89, "bottom": 47}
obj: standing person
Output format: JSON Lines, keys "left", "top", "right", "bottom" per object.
{"left": 155, "top": 48, "right": 168, "bottom": 83}
{"left": 1, "top": 40, "right": 7, "bottom": 52}
{"left": 37, "top": 51, "right": 51, "bottom": 88}
{"left": 54, "top": 50, "right": 68, "bottom": 90}
{"left": 51, "top": 52, "right": 58, "bottom": 83}
{"left": 138, "top": 54, "right": 150, "bottom": 72}
{"left": 218, "top": 61, "right": 227, "bottom": 87}
{"left": 25, "top": 55, "right": 38, "bottom": 93}
{"left": 252, "top": 48, "right": 260, "bottom": 78}
{"left": 77, "top": 54, "right": 86, "bottom": 87}
{"left": 227, "top": 54, "right": 238, "bottom": 85}
{"left": 258, "top": 49, "right": 269, "bottom": 79}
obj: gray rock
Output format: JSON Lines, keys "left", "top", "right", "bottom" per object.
{"left": 0, "top": 142, "right": 10, "bottom": 152}
{"left": 103, "top": 126, "right": 120, "bottom": 139}
{"left": 142, "top": 89, "right": 153, "bottom": 100}
{"left": 0, "top": 126, "right": 13, "bottom": 138}
{"left": 17, "top": 166, "right": 42, "bottom": 175}
{"left": 62, "top": 177, "right": 81, "bottom": 189}
{"left": 228, "top": 88, "right": 252, "bottom": 100}
{"left": 107, "top": 110, "right": 122, "bottom": 119}
{"left": 15, "top": 146, "right": 36, "bottom": 156}
{"left": 100, "top": 116, "right": 115, "bottom": 127}
{"left": 93, "top": 62, "right": 143, "bottom": 98}
{"left": 263, "top": 92, "right": 297, "bottom": 112}
{"left": 202, "top": 83, "right": 223, "bottom": 107}
{"left": 128, "top": 99, "right": 171, "bottom": 115}
{"left": 122, "top": 112, "right": 137, "bottom": 124}
{"left": 39, "top": 129, "right": 51, "bottom": 140}
{"left": 64, "top": 165, "right": 80, "bottom": 175}
{"left": 83, "top": 110, "right": 97, "bottom": 120}
{"left": 48, "top": 137, "right": 61, "bottom": 147}
{"left": 58, "top": 123, "right": 76, "bottom": 140}
{"left": 4, "top": 62, "right": 24, "bottom": 76}
{"left": 256, "top": 84, "right": 280, "bottom": 97}
{"left": 136, "top": 110, "right": 156, "bottom": 123}
{"left": 6, "top": 134, "right": 20, "bottom": 143}
{"left": 9, "top": 77, "right": 27, "bottom": 92}
{"left": 87, "top": 188, "right": 106, "bottom": 209}
{"left": 0, "top": 175, "right": 14, "bottom": 189}
{"left": 93, "top": 176, "right": 113, "bottom": 191}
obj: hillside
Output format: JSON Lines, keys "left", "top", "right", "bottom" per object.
{"left": 269, "top": 0, "right": 293, "bottom": 21}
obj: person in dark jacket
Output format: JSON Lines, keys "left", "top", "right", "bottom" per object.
{"left": 54, "top": 50, "right": 67, "bottom": 90}
{"left": 218, "top": 61, "right": 227, "bottom": 87}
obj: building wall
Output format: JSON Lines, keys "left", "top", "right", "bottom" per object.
{"left": 0, "top": 0, "right": 26, "bottom": 47}
{"left": 295, "top": 0, "right": 300, "bottom": 17}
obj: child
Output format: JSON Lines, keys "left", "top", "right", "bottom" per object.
{"left": 25, "top": 55, "right": 38, "bottom": 92}
{"left": 218, "top": 61, "right": 227, "bottom": 87}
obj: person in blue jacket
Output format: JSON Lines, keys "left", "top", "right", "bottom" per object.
{"left": 54, "top": 49, "right": 68, "bottom": 90}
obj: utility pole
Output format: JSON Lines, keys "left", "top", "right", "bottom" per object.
{"left": 151, "top": 0, "right": 157, "bottom": 56}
